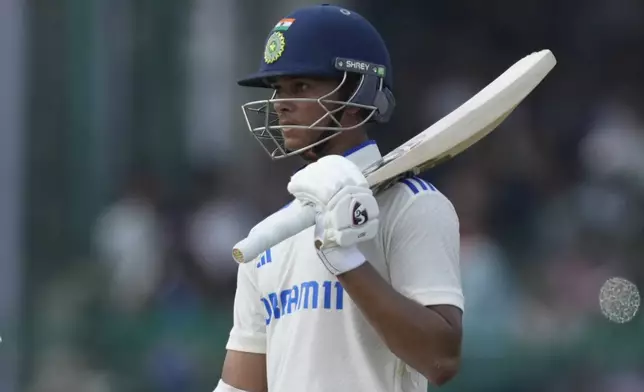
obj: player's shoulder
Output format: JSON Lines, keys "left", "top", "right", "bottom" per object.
{"left": 376, "top": 175, "right": 457, "bottom": 223}
{"left": 376, "top": 175, "right": 446, "bottom": 204}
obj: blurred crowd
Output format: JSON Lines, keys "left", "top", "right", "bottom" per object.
{"left": 18, "top": 0, "right": 644, "bottom": 392}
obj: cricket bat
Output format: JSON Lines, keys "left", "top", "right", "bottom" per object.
{"left": 232, "top": 49, "right": 557, "bottom": 264}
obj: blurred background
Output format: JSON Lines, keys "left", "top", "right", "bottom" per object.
{"left": 1, "top": 0, "right": 644, "bottom": 391}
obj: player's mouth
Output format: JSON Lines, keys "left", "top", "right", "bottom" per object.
{"left": 282, "top": 128, "right": 298, "bottom": 137}
{"left": 280, "top": 123, "right": 301, "bottom": 135}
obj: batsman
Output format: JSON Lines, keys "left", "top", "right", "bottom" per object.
{"left": 215, "top": 4, "right": 464, "bottom": 392}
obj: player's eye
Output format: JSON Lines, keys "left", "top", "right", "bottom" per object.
{"left": 294, "top": 82, "right": 310, "bottom": 93}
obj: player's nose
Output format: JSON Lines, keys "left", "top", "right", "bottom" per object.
{"left": 272, "top": 98, "right": 294, "bottom": 115}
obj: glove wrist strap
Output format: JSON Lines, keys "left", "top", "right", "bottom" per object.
{"left": 316, "top": 245, "right": 366, "bottom": 276}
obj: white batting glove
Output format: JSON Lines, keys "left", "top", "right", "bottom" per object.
{"left": 287, "top": 155, "right": 380, "bottom": 275}
{"left": 288, "top": 155, "right": 369, "bottom": 206}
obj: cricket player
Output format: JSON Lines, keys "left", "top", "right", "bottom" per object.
{"left": 214, "top": 4, "right": 463, "bottom": 392}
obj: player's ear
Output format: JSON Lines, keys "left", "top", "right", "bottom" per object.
{"left": 344, "top": 105, "right": 361, "bottom": 116}
{"left": 341, "top": 105, "right": 367, "bottom": 126}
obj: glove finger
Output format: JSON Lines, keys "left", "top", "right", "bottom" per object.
{"left": 288, "top": 176, "right": 343, "bottom": 207}
{"left": 326, "top": 185, "right": 375, "bottom": 210}
{"left": 290, "top": 192, "right": 324, "bottom": 209}
{"left": 287, "top": 156, "right": 368, "bottom": 205}
{"left": 316, "top": 155, "right": 369, "bottom": 188}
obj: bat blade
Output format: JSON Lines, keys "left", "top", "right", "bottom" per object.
{"left": 365, "top": 49, "right": 556, "bottom": 187}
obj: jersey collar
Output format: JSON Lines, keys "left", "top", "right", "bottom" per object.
{"left": 292, "top": 140, "right": 382, "bottom": 175}
{"left": 342, "top": 140, "right": 382, "bottom": 172}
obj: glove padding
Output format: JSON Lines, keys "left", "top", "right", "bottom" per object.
{"left": 313, "top": 185, "right": 379, "bottom": 249}
{"left": 287, "top": 155, "right": 379, "bottom": 275}
{"left": 313, "top": 186, "right": 379, "bottom": 275}
{"left": 288, "top": 155, "right": 369, "bottom": 208}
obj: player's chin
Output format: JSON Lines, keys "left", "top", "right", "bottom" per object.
{"left": 283, "top": 137, "right": 309, "bottom": 152}
{"left": 282, "top": 130, "right": 312, "bottom": 151}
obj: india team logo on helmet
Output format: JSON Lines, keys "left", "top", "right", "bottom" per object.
{"left": 264, "top": 31, "right": 286, "bottom": 64}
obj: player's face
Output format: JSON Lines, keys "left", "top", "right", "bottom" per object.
{"left": 270, "top": 77, "right": 342, "bottom": 152}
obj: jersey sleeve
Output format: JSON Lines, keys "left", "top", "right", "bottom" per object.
{"left": 225, "top": 263, "right": 267, "bottom": 354}
{"left": 385, "top": 191, "right": 464, "bottom": 311}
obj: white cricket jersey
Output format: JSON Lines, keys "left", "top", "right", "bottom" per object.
{"left": 225, "top": 140, "right": 464, "bottom": 392}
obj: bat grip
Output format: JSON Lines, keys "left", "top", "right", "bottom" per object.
{"left": 232, "top": 202, "right": 317, "bottom": 264}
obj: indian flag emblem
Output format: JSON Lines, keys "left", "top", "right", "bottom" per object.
{"left": 274, "top": 18, "right": 295, "bottom": 31}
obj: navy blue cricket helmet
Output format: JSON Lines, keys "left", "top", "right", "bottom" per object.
{"left": 238, "top": 4, "right": 395, "bottom": 160}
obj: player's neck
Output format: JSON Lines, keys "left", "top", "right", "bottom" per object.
{"left": 305, "top": 130, "right": 369, "bottom": 161}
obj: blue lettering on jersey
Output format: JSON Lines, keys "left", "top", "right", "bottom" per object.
{"left": 256, "top": 248, "right": 273, "bottom": 268}
{"left": 262, "top": 280, "right": 345, "bottom": 326}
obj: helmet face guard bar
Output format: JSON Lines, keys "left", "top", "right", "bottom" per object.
{"left": 241, "top": 70, "right": 382, "bottom": 159}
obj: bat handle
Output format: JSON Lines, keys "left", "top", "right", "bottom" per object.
{"left": 232, "top": 202, "right": 317, "bottom": 264}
